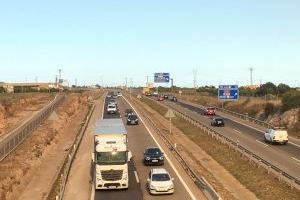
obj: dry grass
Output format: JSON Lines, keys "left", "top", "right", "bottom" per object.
{"left": 179, "top": 94, "right": 283, "bottom": 119}
{"left": 142, "top": 97, "right": 300, "bottom": 200}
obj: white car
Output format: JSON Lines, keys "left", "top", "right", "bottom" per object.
{"left": 147, "top": 168, "right": 174, "bottom": 195}
{"left": 107, "top": 104, "right": 117, "bottom": 114}
{"left": 117, "top": 92, "right": 122, "bottom": 97}
{"left": 109, "top": 99, "right": 117, "bottom": 106}
{"left": 264, "top": 127, "right": 288, "bottom": 145}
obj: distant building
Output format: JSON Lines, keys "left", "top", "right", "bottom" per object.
{"left": 242, "top": 85, "right": 260, "bottom": 90}
{"left": 0, "top": 82, "right": 62, "bottom": 93}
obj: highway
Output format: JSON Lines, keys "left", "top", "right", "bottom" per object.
{"left": 146, "top": 94, "right": 300, "bottom": 182}
{"left": 93, "top": 94, "right": 202, "bottom": 200}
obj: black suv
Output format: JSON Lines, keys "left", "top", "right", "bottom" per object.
{"left": 211, "top": 117, "right": 225, "bottom": 127}
{"left": 144, "top": 147, "right": 164, "bottom": 165}
{"left": 127, "top": 114, "right": 139, "bottom": 125}
{"left": 171, "top": 96, "right": 177, "bottom": 102}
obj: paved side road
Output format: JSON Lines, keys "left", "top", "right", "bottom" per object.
{"left": 64, "top": 97, "right": 104, "bottom": 200}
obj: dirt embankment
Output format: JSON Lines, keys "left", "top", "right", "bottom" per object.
{"left": 0, "top": 92, "right": 91, "bottom": 200}
{"left": 0, "top": 93, "right": 54, "bottom": 136}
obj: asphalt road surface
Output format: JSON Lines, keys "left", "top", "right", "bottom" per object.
{"left": 94, "top": 94, "right": 199, "bottom": 200}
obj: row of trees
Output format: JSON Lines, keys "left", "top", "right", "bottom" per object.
{"left": 195, "top": 82, "right": 293, "bottom": 97}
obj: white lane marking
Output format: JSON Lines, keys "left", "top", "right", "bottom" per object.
{"left": 123, "top": 96, "right": 197, "bottom": 200}
{"left": 233, "top": 129, "right": 241, "bottom": 134}
{"left": 291, "top": 157, "right": 300, "bottom": 164}
{"left": 256, "top": 140, "right": 269, "bottom": 147}
{"left": 90, "top": 182, "right": 95, "bottom": 200}
{"left": 134, "top": 171, "right": 140, "bottom": 183}
{"left": 289, "top": 141, "right": 300, "bottom": 148}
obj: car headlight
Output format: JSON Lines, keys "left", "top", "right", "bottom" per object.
{"left": 159, "top": 156, "right": 164, "bottom": 160}
{"left": 135, "top": 119, "right": 138, "bottom": 121}
{"left": 96, "top": 174, "right": 102, "bottom": 181}
{"left": 146, "top": 157, "right": 150, "bottom": 160}
{"left": 150, "top": 184, "right": 156, "bottom": 190}
{"left": 169, "top": 183, "right": 174, "bottom": 189}
{"left": 123, "top": 173, "right": 128, "bottom": 180}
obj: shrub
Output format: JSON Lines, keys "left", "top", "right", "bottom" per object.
{"left": 264, "top": 103, "right": 275, "bottom": 117}
{"left": 281, "top": 91, "right": 300, "bottom": 112}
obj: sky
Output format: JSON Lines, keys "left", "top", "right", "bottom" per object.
{"left": 0, "top": 0, "right": 299, "bottom": 87}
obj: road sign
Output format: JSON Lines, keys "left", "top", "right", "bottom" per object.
{"left": 165, "top": 109, "right": 175, "bottom": 134}
{"left": 154, "top": 73, "right": 170, "bottom": 83}
{"left": 165, "top": 109, "right": 176, "bottom": 118}
{"left": 218, "top": 85, "right": 239, "bottom": 100}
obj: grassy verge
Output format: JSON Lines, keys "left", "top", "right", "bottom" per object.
{"left": 141, "top": 97, "right": 300, "bottom": 200}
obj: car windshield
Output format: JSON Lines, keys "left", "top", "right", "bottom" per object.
{"left": 129, "top": 115, "right": 137, "bottom": 120}
{"left": 147, "top": 148, "right": 161, "bottom": 155}
{"left": 108, "top": 105, "right": 115, "bottom": 108}
{"left": 215, "top": 118, "right": 223, "bottom": 122}
{"left": 152, "top": 173, "right": 170, "bottom": 181}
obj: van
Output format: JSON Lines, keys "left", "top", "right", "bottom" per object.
{"left": 264, "top": 127, "right": 288, "bottom": 145}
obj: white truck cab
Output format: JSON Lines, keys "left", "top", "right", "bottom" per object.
{"left": 264, "top": 127, "right": 288, "bottom": 145}
{"left": 93, "top": 119, "right": 132, "bottom": 190}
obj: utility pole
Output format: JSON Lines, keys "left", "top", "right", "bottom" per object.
{"left": 125, "top": 77, "right": 128, "bottom": 89}
{"left": 193, "top": 69, "right": 198, "bottom": 89}
{"left": 171, "top": 78, "right": 174, "bottom": 93}
{"left": 146, "top": 75, "right": 149, "bottom": 86}
{"left": 250, "top": 67, "right": 254, "bottom": 85}
{"left": 130, "top": 78, "right": 133, "bottom": 99}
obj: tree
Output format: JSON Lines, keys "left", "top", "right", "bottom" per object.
{"left": 277, "top": 83, "right": 290, "bottom": 95}
{"left": 256, "top": 82, "right": 277, "bottom": 96}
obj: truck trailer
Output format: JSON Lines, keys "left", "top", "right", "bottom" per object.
{"left": 92, "top": 119, "right": 132, "bottom": 189}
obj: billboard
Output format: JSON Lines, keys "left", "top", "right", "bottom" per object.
{"left": 218, "top": 85, "right": 239, "bottom": 100}
{"left": 154, "top": 73, "right": 170, "bottom": 83}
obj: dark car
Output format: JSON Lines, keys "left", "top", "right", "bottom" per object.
{"left": 125, "top": 108, "right": 134, "bottom": 117}
{"left": 144, "top": 147, "right": 164, "bottom": 165}
{"left": 157, "top": 96, "right": 164, "bottom": 101}
{"left": 171, "top": 96, "right": 177, "bottom": 102}
{"left": 163, "top": 94, "right": 168, "bottom": 99}
{"left": 127, "top": 114, "right": 139, "bottom": 125}
{"left": 211, "top": 117, "right": 225, "bottom": 127}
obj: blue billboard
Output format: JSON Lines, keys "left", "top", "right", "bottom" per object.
{"left": 218, "top": 85, "right": 239, "bottom": 100}
{"left": 154, "top": 73, "right": 170, "bottom": 83}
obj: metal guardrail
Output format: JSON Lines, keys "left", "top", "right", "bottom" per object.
{"left": 146, "top": 96, "right": 300, "bottom": 191}
{"left": 126, "top": 94, "right": 221, "bottom": 200}
{"left": 178, "top": 98, "right": 273, "bottom": 128}
{"left": 0, "top": 94, "right": 65, "bottom": 162}
{"left": 49, "top": 103, "right": 95, "bottom": 200}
